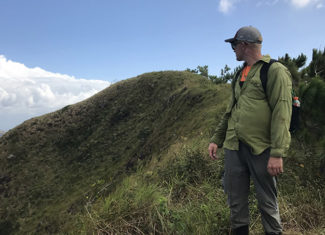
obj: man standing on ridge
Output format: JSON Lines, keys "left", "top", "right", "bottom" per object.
{"left": 208, "top": 26, "right": 292, "bottom": 235}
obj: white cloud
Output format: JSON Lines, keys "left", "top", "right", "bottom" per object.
{"left": 290, "top": 0, "right": 312, "bottom": 7}
{"left": 289, "top": 0, "right": 324, "bottom": 8}
{"left": 220, "top": 0, "right": 324, "bottom": 11}
{"left": 218, "top": 0, "right": 235, "bottom": 13}
{"left": 0, "top": 55, "right": 110, "bottom": 130}
{"left": 257, "top": 0, "right": 279, "bottom": 6}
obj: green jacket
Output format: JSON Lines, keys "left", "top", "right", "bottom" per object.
{"left": 211, "top": 55, "right": 292, "bottom": 157}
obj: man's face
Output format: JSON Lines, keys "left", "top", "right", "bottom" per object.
{"left": 231, "top": 41, "right": 245, "bottom": 61}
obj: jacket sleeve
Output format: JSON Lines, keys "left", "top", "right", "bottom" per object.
{"left": 210, "top": 87, "right": 235, "bottom": 147}
{"left": 266, "top": 63, "right": 292, "bottom": 157}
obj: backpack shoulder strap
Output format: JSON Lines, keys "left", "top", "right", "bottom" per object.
{"left": 260, "top": 59, "right": 277, "bottom": 93}
{"left": 232, "top": 68, "right": 243, "bottom": 89}
{"left": 231, "top": 67, "right": 243, "bottom": 109}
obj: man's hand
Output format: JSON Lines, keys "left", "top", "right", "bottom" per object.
{"left": 267, "top": 157, "right": 283, "bottom": 176}
{"left": 208, "top": 143, "right": 218, "bottom": 160}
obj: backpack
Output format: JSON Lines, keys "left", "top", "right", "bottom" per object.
{"left": 234, "top": 59, "right": 300, "bottom": 132}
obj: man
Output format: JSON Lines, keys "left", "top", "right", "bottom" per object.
{"left": 208, "top": 26, "right": 292, "bottom": 235}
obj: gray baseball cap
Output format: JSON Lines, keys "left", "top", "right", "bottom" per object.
{"left": 225, "top": 26, "right": 263, "bottom": 44}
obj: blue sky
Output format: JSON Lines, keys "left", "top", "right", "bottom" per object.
{"left": 0, "top": 0, "right": 324, "bottom": 130}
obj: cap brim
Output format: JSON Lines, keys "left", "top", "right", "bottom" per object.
{"left": 225, "top": 38, "right": 236, "bottom": 43}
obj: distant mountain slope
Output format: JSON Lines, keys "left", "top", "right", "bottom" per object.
{"left": 0, "top": 71, "right": 230, "bottom": 234}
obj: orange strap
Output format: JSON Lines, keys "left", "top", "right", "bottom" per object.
{"left": 240, "top": 65, "right": 252, "bottom": 82}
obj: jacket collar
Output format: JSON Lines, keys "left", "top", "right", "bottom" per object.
{"left": 259, "top": 54, "right": 271, "bottom": 63}
{"left": 242, "top": 55, "right": 271, "bottom": 67}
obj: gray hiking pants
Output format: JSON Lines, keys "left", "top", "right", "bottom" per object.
{"left": 224, "top": 141, "right": 282, "bottom": 234}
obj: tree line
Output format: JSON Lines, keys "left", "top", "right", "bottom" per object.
{"left": 186, "top": 48, "right": 325, "bottom": 86}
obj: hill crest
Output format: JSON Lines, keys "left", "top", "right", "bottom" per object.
{"left": 0, "top": 71, "right": 230, "bottom": 233}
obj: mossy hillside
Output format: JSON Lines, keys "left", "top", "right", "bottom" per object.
{"left": 0, "top": 70, "right": 324, "bottom": 234}
{"left": 0, "top": 71, "right": 230, "bottom": 233}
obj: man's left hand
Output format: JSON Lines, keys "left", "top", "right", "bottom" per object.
{"left": 267, "top": 157, "right": 283, "bottom": 176}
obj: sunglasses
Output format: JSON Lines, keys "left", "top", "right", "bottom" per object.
{"left": 231, "top": 40, "right": 240, "bottom": 50}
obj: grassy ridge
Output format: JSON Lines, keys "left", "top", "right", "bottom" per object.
{"left": 0, "top": 71, "right": 229, "bottom": 233}
{"left": 0, "top": 71, "right": 324, "bottom": 234}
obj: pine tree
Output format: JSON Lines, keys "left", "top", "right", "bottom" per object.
{"left": 278, "top": 53, "right": 307, "bottom": 87}
{"left": 307, "top": 48, "right": 325, "bottom": 79}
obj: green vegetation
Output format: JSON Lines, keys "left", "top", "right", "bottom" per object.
{"left": 0, "top": 49, "right": 324, "bottom": 234}
{"left": 186, "top": 64, "right": 242, "bottom": 84}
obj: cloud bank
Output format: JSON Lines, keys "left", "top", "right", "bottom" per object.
{"left": 0, "top": 55, "right": 110, "bottom": 130}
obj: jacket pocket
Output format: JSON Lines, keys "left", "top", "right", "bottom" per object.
{"left": 245, "top": 80, "right": 266, "bottom": 100}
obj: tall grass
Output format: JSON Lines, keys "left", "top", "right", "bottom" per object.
{"left": 81, "top": 143, "right": 230, "bottom": 234}
{"left": 82, "top": 140, "right": 325, "bottom": 234}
